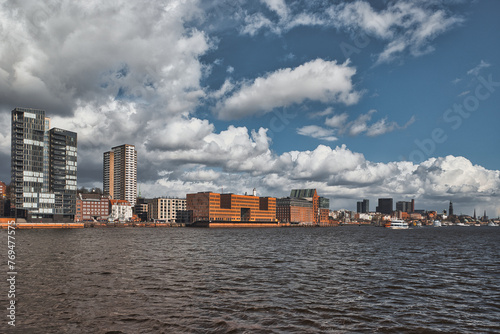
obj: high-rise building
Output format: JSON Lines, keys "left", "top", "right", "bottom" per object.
{"left": 357, "top": 199, "right": 369, "bottom": 213}
{"left": 376, "top": 198, "right": 393, "bottom": 215}
{"left": 10, "top": 107, "right": 77, "bottom": 220}
{"left": 49, "top": 128, "right": 77, "bottom": 217}
{"left": 396, "top": 200, "right": 413, "bottom": 213}
{"left": 103, "top": 144, "right": 137, "bottom": 206}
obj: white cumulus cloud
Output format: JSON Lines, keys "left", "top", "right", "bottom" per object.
{"left": 214, "top": 59, "right": 361, "bottom": 120}
{"left": 297, "top": 125, "right": 338, "bottom": 142}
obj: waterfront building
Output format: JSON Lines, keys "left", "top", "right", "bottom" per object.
{"left": 103, "top": 144, "right": 137, "bottom": 206}
{"left": 276, "top": 197, "right": 313, "bottom": 224}
{"left": 186, "top": 192, "right": 276, "bottom": 222}
{"left": 108, "top": 199, "right": 132, "bottom": 222}
{"left": 290, "top": 189, "right": 330, "bottom": 224}
{"left": 0, "top": 199, "right": 10, "bottom": 217}
{"left": 75, "top": 194, "right": 110, "bottom": 222}
{"left": 0, "top": 181, "right": 6, "bottom": 199}
{"left": 49, "top": 128, "right": 77, "bottom": 218}
{"left": 148, "top": 198, "right": 187, "bottom": 223}
{"left": 376, "top": 198, "right": 393, "bottom": 215}
{"left": 134, "top": 197, "right": 150, "bottom": 222}
{"left": 356, "top": 199, "right": 369, "bottom": 213}
{"left": 10, "top": 107, "right": 77, "bottom": 220}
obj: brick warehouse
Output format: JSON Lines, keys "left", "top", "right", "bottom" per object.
{"left": 186, "top": 192, "right": 276, "bottom": 223}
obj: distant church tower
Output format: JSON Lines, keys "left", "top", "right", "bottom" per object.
{"left": 473, "top": 209, "right": 476, "bottom": 220}
{"left": 448, "top": 201, "right": 454, "bottom": 217}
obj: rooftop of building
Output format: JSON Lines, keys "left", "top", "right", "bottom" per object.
{"left": 109, "top": 199, "right": 131, "bottom": 206}
{"left": 290, "top": 189, "right": 317, "bottom": 198}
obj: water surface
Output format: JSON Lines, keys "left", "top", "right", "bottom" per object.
{"left": 2, "top": 226, "right": 499, "bottom": 333}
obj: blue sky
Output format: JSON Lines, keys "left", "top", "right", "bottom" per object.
{"left": 0, "top": 0, "right": 499, "bottom": 216}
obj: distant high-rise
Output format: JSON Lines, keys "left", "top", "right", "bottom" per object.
{"left": 376, "top": 198, "right": 393, "bottom": 215}
{"left": 11, "top": 107, "right": 77, "bottom": 219}
{"left": 357, "top": 199, "right": 369, "bottom": 213}
{"left": 103, "top": 144, "right": 137, "bottom": 206}
{"left": 396, "top": 200, "right": 413, "bottom": 213}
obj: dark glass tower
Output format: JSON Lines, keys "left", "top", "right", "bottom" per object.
{"left": 11, "top": 108, "right": 77, "bottom": 220}
{"left": 376, "top": 198, "right": 393, "bottom": 215}
{"left": 49, "top": 128, "right": 77, "bottom": 218}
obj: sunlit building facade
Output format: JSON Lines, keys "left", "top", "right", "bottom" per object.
{"left": 290, "top": 189, "right": 330, "bottom": 224}
{"left": 186, "top": 192, "right": 276, "bottom": 222}
{"left": 148, "top": 198, "right": 187, "bottom": 222}
{"left": 276, "top": 197, "right": 313, "bottom": 224}
{"left": 103, "top": 144, "right": 137, "bottom": 206}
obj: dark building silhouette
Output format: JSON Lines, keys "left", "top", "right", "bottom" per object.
{"left": 376, "top": 198, "right": 393, "bottom": 215}
{"left": 356, "top": 199, "right": 369, "bottom": 213}
{"left": 396, "top": 200, "right": 413, "bottom": 213}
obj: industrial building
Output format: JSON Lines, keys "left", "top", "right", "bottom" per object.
{"left": 75, "top": 193, "right": 110, "bottom": 222}
{"left": 288, "top": 189, "right": 330, "bottom": 224}
{"left": 186, "top": 192, "right": 276, "bottom": 223}
{"left": 276, "top": 197, "right": 313, "bottom": 224}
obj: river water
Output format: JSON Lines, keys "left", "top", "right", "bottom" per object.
{"left": 1, "top": 226, "right": 499, "bottom": 333}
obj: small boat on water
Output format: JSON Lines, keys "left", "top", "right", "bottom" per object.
{"left": 386, "top": 219, "right": 409, "bottom": 229}
{"left": 487, "top": 221, "right": 499, "bottom": 227}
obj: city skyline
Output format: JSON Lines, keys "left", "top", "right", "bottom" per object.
{"left": 0, "top": 1, "right": 499, "bottom": 216}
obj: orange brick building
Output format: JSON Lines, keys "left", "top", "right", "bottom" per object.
{"left": 75, "top": 194, "right": 110, "bottom": 222}
{"left": 186, "top": 192, "right": 276, "bottom": 222}
{"left": 276, "top": 197, "right": 313, "bottom": 224}
{"left": 289, "top": 189, "right": 330, "bottom": 225}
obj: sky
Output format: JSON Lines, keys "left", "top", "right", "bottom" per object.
{"left": 0, "top": 0, "right": 499, "bottom": 217}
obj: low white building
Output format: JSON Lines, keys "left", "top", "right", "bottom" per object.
{"left": 108, "top": 200, "right": 132, "bottom": 222}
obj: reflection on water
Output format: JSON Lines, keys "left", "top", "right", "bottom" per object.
{"left": 1, "top": 226, "right": 499, "bottom": 333}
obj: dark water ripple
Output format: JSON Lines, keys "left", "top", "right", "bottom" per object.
{"left": 1, "top": 226, "right": 499, "bottom": 333}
